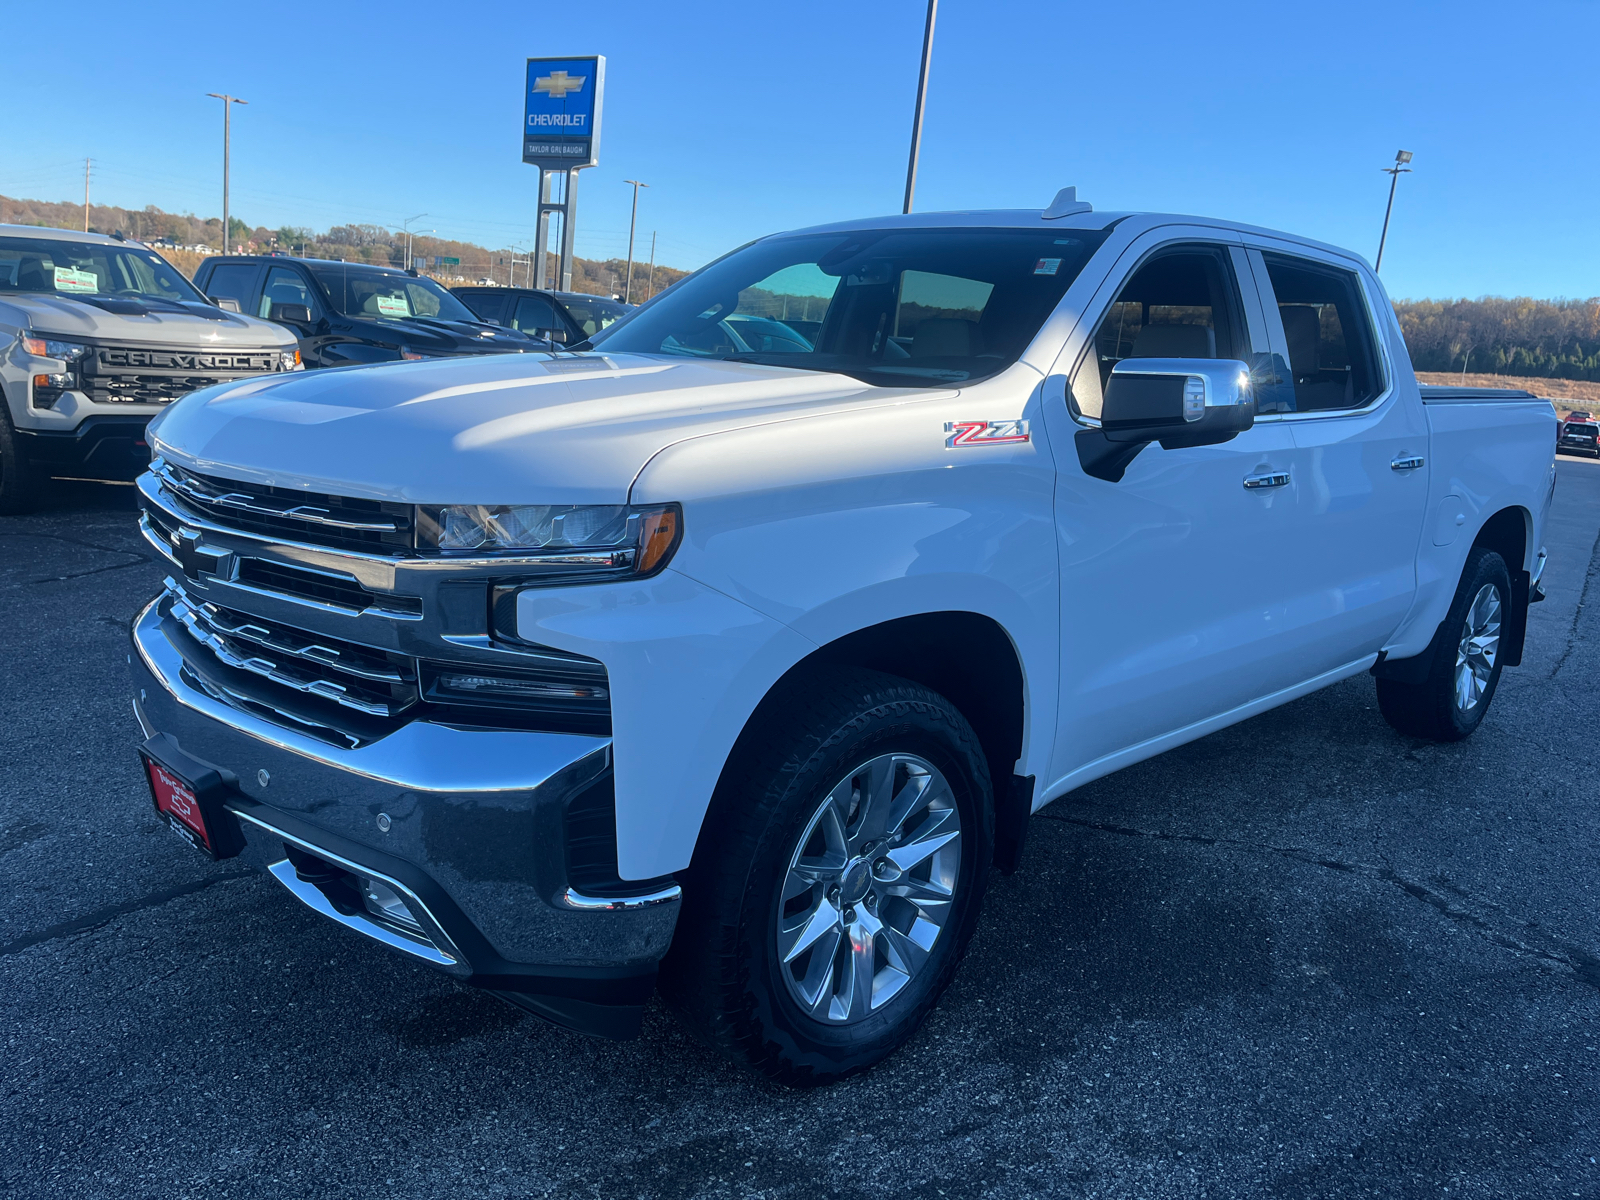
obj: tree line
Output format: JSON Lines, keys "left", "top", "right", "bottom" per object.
{"left": 1393, "top": 297, "right": 1600, "bottom": 382}
{"left": 0, "top": 195, "right": 689, "bottom": 300}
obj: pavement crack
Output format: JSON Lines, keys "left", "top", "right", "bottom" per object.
{"left": 1550, "top": 512, "right": 1600, "bottom": 679}
{"left": 0, "top": 871, "right": 253, "bottom": 958}
{"left": 28, "top": 556, "right": 151, "bottom": 585}
{"left": 1040, "top": 813, "right": 1600, "bottom": 991}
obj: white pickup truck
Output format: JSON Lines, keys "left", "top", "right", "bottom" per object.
{"left": 127, "top": 192, "right": 1555, "bottom": 1083}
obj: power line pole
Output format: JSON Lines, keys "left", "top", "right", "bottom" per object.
{"left": 646, "top": 231, "right": 657, "bottom": 301}
{"left": 1375, "top": 149, "right": 1413, "bottom": 275}
{"left": 82, "top": 158, "right": 91, "bottom": 232}
{"left": 206, "top": 93, "right": 248, "bottom": 254}
{"left": 622, "top": 179, "right": 648, "bottom": 303}
{"left": 902, "top": 0, "right": 938, "bottom": 214}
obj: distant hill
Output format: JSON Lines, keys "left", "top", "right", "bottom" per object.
{"left": 0, "top": 194, "right": 690, "bottom": 301}
{"left": 1394, "top": 297, "right": 1600, "bottom": 383}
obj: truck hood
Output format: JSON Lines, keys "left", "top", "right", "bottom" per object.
{"left": 0, "top": 293, "right": 295, "bottom": 348}
{"left": 148, "top": 352, "right": 949, "bottom": 505}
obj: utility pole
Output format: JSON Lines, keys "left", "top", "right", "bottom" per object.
{"left": 622, "top": 180, "right": 648, "bottom": 303}
{"left": 902, "top": 0, "right": 938, "bottom": 214}
{"left": 206, "top": 94, "right": 247, "bottom": 254}
{"left": 645, "top": 231, "right": 657, "bottom": 301}
{"left": 1375, "top": 149, "right": 1413, "bottom": 275}
{"left": 82, "top": 158, "right": 91, "bottom": 231}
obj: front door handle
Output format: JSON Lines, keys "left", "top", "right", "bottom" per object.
{"left": 1391, "top": 455, "right": 1425, "bottom": 471}
{"left": 1243, "top": 471, "right": 1291, "bottom": 490}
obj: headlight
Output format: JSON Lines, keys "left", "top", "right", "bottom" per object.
{"left": 415, "top": 502, "right": 682, "bottom": 583}
{"left": 21, "top": 335, "right": 90, "bottom": 363}
{"left": 279, "top": 348, "right": 302, "bottom": 370}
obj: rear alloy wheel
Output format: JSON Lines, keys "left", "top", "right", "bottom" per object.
{"left": 660, "top": 668, "right": 993, "bottom": 1085}
{"left": 1377, "top": 547, "right": 1511, "bottom": 742}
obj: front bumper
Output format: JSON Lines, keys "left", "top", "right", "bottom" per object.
{"left": 128, "top": 596, "right": 681, "bottom": 1039}
{"left": 16, "top": 414, "right": 155, "bottom": 480}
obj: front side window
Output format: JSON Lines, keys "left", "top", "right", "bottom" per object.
{"left": 1260, "top": 255, "right": 1383, "bottom": 412}
{"left": 1070, "top": 246, "right": 1245, "bottom": 421}
{"left": 308, "top": 264, "right": 482, "bottom": 324}
{"left": 592, "top": 228, "right": 1110, "bottom": 386}
{"left": 513, "top": 294, "right": 563, "bottom": 336}
{"left": 203, "top": 263, "right": 259, "bottom": 312}
{"left": 0, "top": 235, "right": 206, "bottom": 305}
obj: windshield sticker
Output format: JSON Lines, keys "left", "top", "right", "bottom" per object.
{"left": 945, "top": 419, "right": 1031, "bottom": 448}
{"left": 54, "top": 266, "right": 99, "bottom": 293}
{"left": 375, "top": 294, "right": 410, "bottom": 318}
{"left": 1032, "top": 258, "right": 1062, "bottom": 276}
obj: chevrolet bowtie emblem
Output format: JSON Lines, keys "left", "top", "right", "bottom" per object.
{"left": 534, "top": 70, "right": 587, "bottom": 100}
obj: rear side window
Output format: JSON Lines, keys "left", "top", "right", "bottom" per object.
{"left": 202, "top": 263, "right": 258, "bottom": 313}
{"left": 259, "top": 267, "right": 319, "bottom": 320}
{"left": 513, "top": 294, "right": 563, "bottom": 336}
{"left": 1260, "top": 255, "right": 1383, "bottom": 412}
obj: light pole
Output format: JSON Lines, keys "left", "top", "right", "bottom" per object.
{"left": 622, "top": 180, "right": 649, "bottom": 303}
{"left": 1375, "top": 149, "right": 1413, "bottom": 275}
{"left": 903, "top": 0, "right": 938, "bottom": 214}
{"left": 206, "top": 94, "right": 248, "bottom": 254}
{"left": 401, "top": 213, "right": 430, "bottom": 270}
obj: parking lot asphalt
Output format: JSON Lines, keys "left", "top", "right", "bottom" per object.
{"left": 2, "top": 460, "right": 1598, "bottom": 1200}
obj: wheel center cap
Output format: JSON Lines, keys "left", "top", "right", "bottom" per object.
{"left": 841, "top": 860, "right": 872, "bottom": 906}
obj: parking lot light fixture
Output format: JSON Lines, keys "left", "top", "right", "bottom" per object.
{"left": 402, "top": 213, "right": 431, "bottom": 270}
{"left": 623, "top": 180, "right": 648, "bottom": 304}
{"left": 1375, "top": 149, "right": 1413, "bottom": 275}
{"left": 205, "top": 94, "right": 248, "bottom": 254}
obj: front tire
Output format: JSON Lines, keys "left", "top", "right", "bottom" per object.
{"left": 1376, "top": 547, "right": 1511, "bottom": 742}
{"left": 0, "top": 398, "right": 42, "bottom": 515}
{"left": 660, "top": 667, "right": 993, "bottom": 1085}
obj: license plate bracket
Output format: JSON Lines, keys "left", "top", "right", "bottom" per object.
{"left": 138, "top": 736, "right": 246, "bottom": 861}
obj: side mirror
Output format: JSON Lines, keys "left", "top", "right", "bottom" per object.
{"left": 270, "top": 302, "right": 313, "bottom": 326}
{"left": 1076, "top": 358, "right": 1254, "bottom": 482}
{"left": 542, "top": 327, "right": 568, "bottom": 343}
{"left": 213, "top": 297, "right": 241, "bottom": 313}
{"left": 1102, "top": 358, "right": 1254, "bottom": 448}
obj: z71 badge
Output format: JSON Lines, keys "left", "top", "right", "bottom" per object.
{"left": 944, "top": 419, "right": 1031, "bottom": 448}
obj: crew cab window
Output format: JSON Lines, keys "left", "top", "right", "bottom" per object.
{"left": 258, "top": 267, "right": 319, "bottom": 321}
{"left": 204, "top": 264, "right": 259, "bottom": 313}
{"left": 514, "top": 294, "right": 563, "bottom": 337}
{"left": 1259, "top": 255, "right": 1383, "bottom": 412}
{"left": 1070, "top": 247, "right": 1245, "bottom": 421}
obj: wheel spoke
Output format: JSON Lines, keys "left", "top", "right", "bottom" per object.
{"left": 793, "top": 926, "right": 842, "bottom": 1015}
{"left": 848, "top": 756, "right": 900, "bottom": 848}
{"left": 880, "top": 923, "right": 931, "bottom": 977}
{"left": 779, "top": 897, "right": 841, "bottom": 964}
{"left": 843, "top": 910, "right": 881, "bottom": 1020}
{"left": 888, "top": 807, "right": 960, "bottom": 873}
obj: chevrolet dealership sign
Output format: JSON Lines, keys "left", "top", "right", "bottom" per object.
{"left": 523, "top": 56, "right": 605, "bottom": 169}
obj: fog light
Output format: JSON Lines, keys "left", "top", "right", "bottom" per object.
{"left": 434, "top": 673, "right": 607, "bottom": 701}
{"left": 32, "top": 373, "right": 70, "bottom": 409}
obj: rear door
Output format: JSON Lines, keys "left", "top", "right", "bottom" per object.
{"left": 1245, "top": 244, "right": 1429, "bottom": 673}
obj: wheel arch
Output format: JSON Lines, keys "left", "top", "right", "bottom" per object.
{"left": 695, "top": 610, "right": 1030, "bottom": 875}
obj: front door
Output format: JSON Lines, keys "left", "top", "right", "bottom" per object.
{"left": 1048, "top": 240, "right": 1311, "bottom": 787}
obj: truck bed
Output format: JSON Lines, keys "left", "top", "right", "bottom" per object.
{"left": 1418, "top": 385, "right": 1542, "bottom": 404}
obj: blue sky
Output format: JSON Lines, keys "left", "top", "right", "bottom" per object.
{"left": 3, "top": 0, "right": 1595, "bottom": 300}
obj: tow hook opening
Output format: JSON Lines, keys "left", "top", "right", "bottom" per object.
{"left": 282, "top": 843, "right": 426, "bottom": 940}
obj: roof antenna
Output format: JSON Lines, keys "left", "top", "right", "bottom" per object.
{"left": 1043, "top": 187, "right": 1092, "bottom": 219}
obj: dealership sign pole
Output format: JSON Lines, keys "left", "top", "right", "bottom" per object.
{"left": 524, "top": 56, "right": 604, "bottom": 293}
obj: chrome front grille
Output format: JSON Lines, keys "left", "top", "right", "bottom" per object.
{"left": 168, "top": 586, "right": 418, "bottom": 720}
{"left": 153, "top": 459, "right": 414, "bottom": 555}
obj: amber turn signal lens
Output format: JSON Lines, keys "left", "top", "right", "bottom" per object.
{"left": 637, "top": 507, "right": 681, "bottom": 574}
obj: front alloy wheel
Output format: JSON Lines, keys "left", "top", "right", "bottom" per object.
{"left": 1454, "top": 583, "right": 1502, "bottom": 713}
{"left": 777, "top": 753, "right": 962, "bottom": 1025}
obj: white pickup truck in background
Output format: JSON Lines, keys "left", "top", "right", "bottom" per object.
{"left": 127, "top": 192, "right": 1555, "bottom": 1084}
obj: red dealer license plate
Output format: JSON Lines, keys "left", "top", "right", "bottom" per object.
{"left": 143, "top": 754, "right": 216, "bottom": 855}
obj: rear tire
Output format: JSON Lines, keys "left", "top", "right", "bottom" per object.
{"left": 1376, "top": 547, "right": 1511, "bottom": 742}
{"left": 0, "top": 398, "right": 42, "bottom": 515}
{"left": 659, "top": 667, "right": 993, "bottom": 1085}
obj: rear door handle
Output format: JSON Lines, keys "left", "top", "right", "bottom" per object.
{"left": 1391, "top": 455, "right": 1425, "bottom": 471}
{"left": 1243, "top": 471, "right": 1291, "bottom": 490}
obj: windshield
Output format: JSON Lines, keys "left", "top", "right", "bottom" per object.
{"left": 0, "top": 235, "right": 206, "bottom": 304}
{"left": 309, "top": 264, "right": 482, "bottom": 324}
{"left": 591, "top": 227, "right": 1109, "bottom": 385}
{"left": 558, "top": 295, "right": 631, "bottom": 337}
